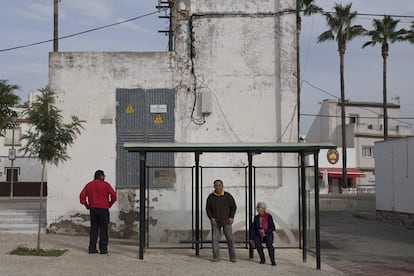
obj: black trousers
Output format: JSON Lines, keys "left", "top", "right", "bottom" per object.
{"left": 253, "top": 235, "right": 276, "bottom": 264}
{"left": 89, "top": 208, "right": 109, "bottom": 252}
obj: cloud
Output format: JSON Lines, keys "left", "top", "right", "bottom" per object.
{"left": 62, "top": 0, "right": 113, "bottom": 22}
{"left": 117, "top": 18, "right": 148, "bottom": 33}
{"left": 18, "top": 3, "right": 51, "bottom": 22}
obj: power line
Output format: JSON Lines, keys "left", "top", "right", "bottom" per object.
{"left": 0, "top": 10, "right": 163, "bottom": 53}
{"left": 320, "top": 10, "right": 414, "bottom": 19}
{"left": 3, "top": 8, "right": 414, "bottom": 53}
{"left": 301, "top": 79, "right": 414, "bottom": 127}
{"left": 301, "top": 113, "right": 414, "bottom": 120}
{"left": 301, "top": 79, "right": 339, "bottom": 99}
{"left": 355, "top": 13, "right": 414, "bottom": 19}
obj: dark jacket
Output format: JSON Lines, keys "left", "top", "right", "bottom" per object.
{"left": 206, "top": 191, "right": 237, "bottom": 225}
{"left": 250, "top": 213, "right": 276, "bottom": 240}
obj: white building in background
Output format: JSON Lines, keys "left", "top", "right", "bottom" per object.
{"left": 375, "top": 137, "right": 414, "bottom": 230}
{"left": 46, "top": 0, "right": 299, "bottom": 243}
{"left": 0, "top": 107, "right": 45, "bottom": 197}
{"left": 306, "top": 99, "right": 411, "bottom": 194}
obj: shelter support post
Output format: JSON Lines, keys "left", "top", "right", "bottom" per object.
{"left": 248, "top": 152, "right": 254, "bottom": 258}
{"left": 314, "top": 152, "right": 321, "bottom": 269}
{"left": 298, "top": 156, "right": 302, "bottom": 249}
{"left": 300, "top": 152, "right": 307, "bottom": 262}
{"left": 195, "top": 151, "right": 202, "bottom": 256}
{"left": 139, "top": 151, "right": 147, "bottom": 259}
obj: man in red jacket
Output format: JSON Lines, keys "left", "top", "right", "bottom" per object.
{"left": 80, "top": 170, "right": 117, "bottom": 254}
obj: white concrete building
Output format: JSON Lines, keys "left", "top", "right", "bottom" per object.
{"left": 375, "top": 137, "right": 414, "bottom": 230}
{"left": 306, "top": 99, "right": 411, "bottom": 193}
{"left": 0, "top": 107, "right": 45, "bottom": 197}
{"left": 46, "top": 0, "right": 299, "bottom": 244}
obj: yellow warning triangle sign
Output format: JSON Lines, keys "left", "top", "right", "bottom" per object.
{"left": 153, "top": 114, "right": 164, "bottom": 124}
{"left": 125, "top": 104, "right": 135, "bottom": 114}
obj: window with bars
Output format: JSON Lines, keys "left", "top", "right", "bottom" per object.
{"left": 5, "top": 167, "right": 19, "bottom": 182}
{"left": 362, "top": 146, "right": 374, "bottom": 158}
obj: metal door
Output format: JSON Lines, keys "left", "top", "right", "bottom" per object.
{"left": 116, "top": 88, "right": 175, "bottom": 189}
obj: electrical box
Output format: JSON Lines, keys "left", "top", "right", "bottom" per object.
{"left": 201, "top": 90, "right": 212, "bottom": 114}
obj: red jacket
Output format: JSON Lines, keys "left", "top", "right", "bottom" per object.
{"left": 80, "top": 179, "right": 117, "bottom": 209}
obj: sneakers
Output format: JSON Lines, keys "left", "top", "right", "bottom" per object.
{"left": 230, "top": 258, "right": 237, "bottom": 263}
{"left": 88, "top": 249, "right": 98, "bottom": 254}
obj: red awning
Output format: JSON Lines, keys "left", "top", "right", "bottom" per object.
{"left": 319, "top": 168, "right": 366, "bottom": 178}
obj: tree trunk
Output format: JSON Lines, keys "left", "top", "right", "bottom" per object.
{"left": 37, "top": 162, "right": 46, "bottom": 251}
{"left": 339, "top": 47, "right": 347, "bottom": 189}
{"left": 53, "top": 0, "right": 59, "bottom": 52}
{"left": 382, "top": 43, "right": 388, "bottom": 140}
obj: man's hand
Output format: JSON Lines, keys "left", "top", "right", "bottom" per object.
{"left": 211, "top": 218, "right": 217, "bottom": 225}
{"left": 85, "top": 204, "right": 90, "bottom": 210}
{"left": 227, "top": 218, "right": 234, "bottom": 225}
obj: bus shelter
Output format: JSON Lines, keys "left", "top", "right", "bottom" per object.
{"left": 124, "top": 142, "right": 336, "bottom": 269}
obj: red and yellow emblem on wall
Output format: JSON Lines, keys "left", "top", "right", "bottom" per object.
{"left": 327, "top": 149, "right": 339, "bottom": 164}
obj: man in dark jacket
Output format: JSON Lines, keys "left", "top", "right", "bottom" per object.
{"left": 206, "top": 179, "right": 237, "bottom": 262}
{"left": 80, "top": 170, "right": 117, "bottom": 254}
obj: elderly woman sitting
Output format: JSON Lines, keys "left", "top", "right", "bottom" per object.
{"left": 249, "top": 202, "right": 276, "bottom": 266}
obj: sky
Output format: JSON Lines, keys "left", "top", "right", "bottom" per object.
{"left": 1, "top": 0, "right": 414, "bottom": 135}
{"left": 300, "top": 0, "right": 414, "bottom": 134}
{"left": 0, "top": 0, "right": 167, "bottom": 97}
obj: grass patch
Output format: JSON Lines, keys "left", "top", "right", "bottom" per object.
{"left": 9, "top": 246, "right": 67, "bottom": 257}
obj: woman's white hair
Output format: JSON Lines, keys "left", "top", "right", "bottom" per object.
{"left": 256, "top": 202, "right": 267, "bottom": 211}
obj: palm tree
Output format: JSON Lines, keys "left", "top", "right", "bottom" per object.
{"left": 296, "top": 0, "right": 323, "bottom": 139}
{"left": 317, "top": 3, "right": 365, "bottom": 188}
{"left": 0, "top": 80, "right": 20, "bottom": 132}
{"left": 20, "top": 87, "right": 84, "bottom": 251}
{"left": 406, "top": 22, "right": 414, "bottom": 43}
{"left": 362, "top": 16, "right": 407, "bottom": 140}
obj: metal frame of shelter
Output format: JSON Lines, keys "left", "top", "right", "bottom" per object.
{"left": 124, "top": 142, "right": 336, "bottom": 270}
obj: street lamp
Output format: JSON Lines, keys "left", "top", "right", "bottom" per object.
{"left": 8, "top": 111, "right": 18, "bottom": 198}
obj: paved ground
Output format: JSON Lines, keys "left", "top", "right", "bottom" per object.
{"left": 0, "top": 232, "right": 342, "bottom": 276}
{"left": 1, "top": 198, "right": 414, "bottom": 275}
{"left": 320, "top": 211, "right": 414, "bottom": 276}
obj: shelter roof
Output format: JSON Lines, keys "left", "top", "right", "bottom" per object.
{"left": 124, "top": 142, "right": 336, "bottom": 153}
